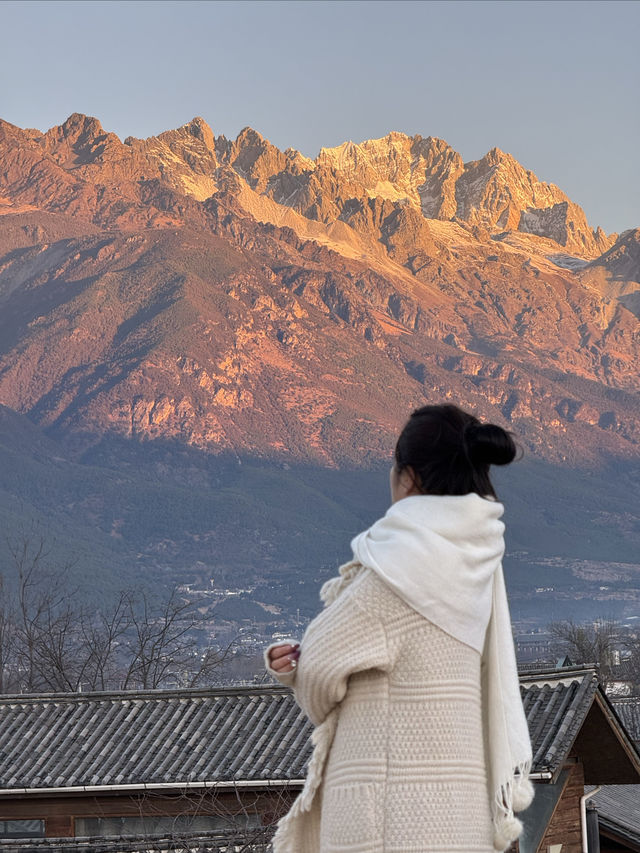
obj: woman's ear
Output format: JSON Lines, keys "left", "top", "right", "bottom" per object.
{"left": 399, "top": 466, "right": 421, "bottom": 497}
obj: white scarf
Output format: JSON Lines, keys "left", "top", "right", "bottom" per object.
{"left": 325, "top": 493, "right": 534, "bottom": 852}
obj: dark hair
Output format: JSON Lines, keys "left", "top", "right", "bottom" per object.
{"left": 394, "top": 404, "right": 518, "bottom": 499}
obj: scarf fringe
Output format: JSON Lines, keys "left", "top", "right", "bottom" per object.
{"left": 270, "top": 710, "right": 338, "bottom": 852}
{"left": 492, "top": 760, "right": 534, "bottom": 852}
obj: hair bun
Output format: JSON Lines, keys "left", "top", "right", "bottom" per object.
{"left": 465, "top": 423, "right": 517, "bottom": 466}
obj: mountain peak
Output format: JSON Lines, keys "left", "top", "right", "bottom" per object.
{"left": 362, "top": 131, "right": 413, "bottom": 152}
{"left": 385, "top": 130, "right": 410, "bottom": 142}
{"left": 481, "top": 146, "right": 515, "bottom": 167}
{"left": 316, "top": 139, "right": 365, "bottom": 169}
{"left": 236, "top": 126, "right": 266, "bottom": 147}
{"left": 180, "top": 116, "right": 215, "bottom": 152}
{"left": 39, "top": 113, "right": 121, "bottom": 168}
{"left": 58, "top": 113, "right": 107, "bottom": 140}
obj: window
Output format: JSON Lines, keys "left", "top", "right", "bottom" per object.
{"left": 0, "top": 820, "right": 45, "bottom": 839}
{"left": 75, "top": 813, "right": 262, "bottom": 837}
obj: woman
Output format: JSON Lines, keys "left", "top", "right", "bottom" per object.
{"left": 265, "top": 404, "right": 533, "bottom": 853}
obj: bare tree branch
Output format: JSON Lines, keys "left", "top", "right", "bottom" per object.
{"left": 0, "top": 532, "right": 238, "bottom": 694}
{"left": 548, "top": 617, "right": 620, "bottom": 689}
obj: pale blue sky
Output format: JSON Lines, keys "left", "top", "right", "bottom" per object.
{"left": 1, "top": 0, "right": 638, "bottom": 233}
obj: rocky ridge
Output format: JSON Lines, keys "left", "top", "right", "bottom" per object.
{"left": 0, "top": 114, "right": 638, "bottom": 466}
{"left": 581, "top": 228, "right": 640, "bottom": 317}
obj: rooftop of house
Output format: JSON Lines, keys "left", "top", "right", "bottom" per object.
{"left": 612, "top": 697, "right": 640, "bottom": 744}
{"left": 0, "top": 665, "right": 637, "bottom": 794}
{"left": 591, "top": 785, "right": 640, "bottom": 849}
{"left": 0, "top": 684, "right": 310, "bottom": 792}
{"left": 520, "top": 665, "right": 599, "bottom": 777}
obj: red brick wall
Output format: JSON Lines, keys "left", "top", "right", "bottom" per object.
{"left": 45, "top": 815, "right": 73, "bottom": 837}
{"left": 536, "top": 763, "right": 585, "bottom": 853}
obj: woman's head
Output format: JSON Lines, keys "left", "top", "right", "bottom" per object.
{"left": 391, "top": 404, "right": 517, "bottom": 502}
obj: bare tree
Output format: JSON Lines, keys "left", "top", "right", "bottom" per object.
{"left": 615, "top": 633, "right": 640, "bottom": 694}
{"left": 120, "top": 784, "right": 290, "bottom": 852}
{"left": 548, "top": 617, "right": 619, "bottom": 688}
{"left": 0, "top": 573, "right": 14, "bottom": 693}
{"left": 79, "top": 590, "right": 131, "bottom": 691}
{"left": 0, "top": 532, "right": 237, "bottom": 693}
{"left": 121, "top": 588, "right": 236, "bottom": 690}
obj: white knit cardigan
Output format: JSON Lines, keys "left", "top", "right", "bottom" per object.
{"left": 265, "top": 493, "right": 533, "bottom": 852}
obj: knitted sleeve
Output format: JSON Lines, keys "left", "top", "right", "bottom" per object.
{"left": 291, "top": 575, "right": 389, "bottom": 726}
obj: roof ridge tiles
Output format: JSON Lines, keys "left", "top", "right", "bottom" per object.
{"left": 0, "top": 683, "right": 291, "bottom": 704}
{"left": 518, "top": 665, "right": 599, "bottom": 684}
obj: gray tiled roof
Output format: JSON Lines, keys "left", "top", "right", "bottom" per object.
{"left": 0, "top": 685, "right": 312, "bottom": 791}
{"left": 591, "top": 785, "right": 640, "bottom": 844}
{"left": 0, "top": 666, "right": 613, "bottom": 793}
{"left": 519, "top": 666, "right": 599, "bottom": 775}
{"left": 0, "top": 832, "right": 268, "bottom": 853}
{"left": 612, "top": 698, "right": 640, "bottom": 744}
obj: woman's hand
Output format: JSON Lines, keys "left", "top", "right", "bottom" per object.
{"left": 268, "top": 642, "right": 300, "bottom": 673}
